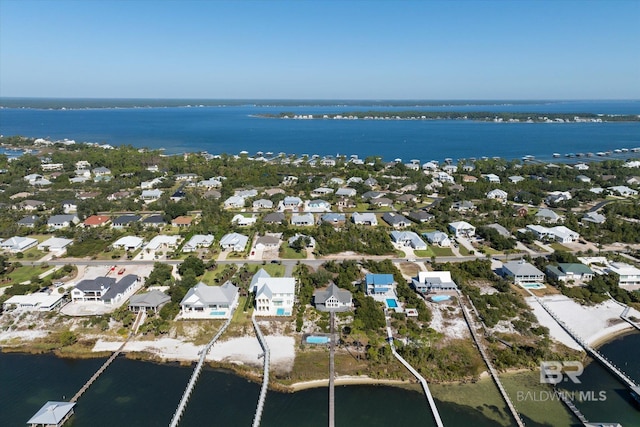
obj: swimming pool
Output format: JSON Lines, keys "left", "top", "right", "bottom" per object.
{"left": 210, "top": 311, "right": 226, "bottom": 316}
{"left": 306, "top": 336, "right": 329, "bottom": 344}
{"left": 520, "top": 283, "right": 547, "bottom": 290}
{"left": 431, "top": 295, "right": 451, "bottom": 302}
{"left": 386, "top": 299, "right": 398, "bottom": 308}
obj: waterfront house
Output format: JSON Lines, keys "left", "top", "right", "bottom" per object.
{"left": 448, "top": 221, "right": 476, "bottom": 238}
{"left": 254, "top": 276, "right": 296, "bottom": 316}
{"left": 128, "top": 290, "right": 171, "bottom": 313}
{"left": 180, "top": 281, "right": 239, "bottom": 319}
{"left": 390, "top": 231, "right": 427, "bottom": 250}
{"left": 423, "top": 231, "right": 451, "bottom": 247}
{"left": 3, "top": 292, "right": 65, "bottom": 312}
{"left": 382, "top": 212, "right": 410, "bottom": 228}
{"left": 71, "top": 277, "right": 116, "bottom": 302}
{"left": 606, "top": 262, "right": 640, "bottom": 287}
{"left": 501, "top": 260, "right": 545, "bottom": 284}
{"left": 0, "top": 236, "right": 38, "bottom": 253}
{"left": 412, "top": 271, "right": 458, "bottom": 293}
{"left": 313, "top": 282, "right": 353, "bottom": 312}
{"left": 219, "top": 232, "right": 249, "bottom": 252}
{"left": 102, "top": 274, "right": 140, "bottom": 305}
{"left": 365, "top": 273, "right": 395, "bottom": 297}
{"left": 182, "top": 234, "right": 214, "bottom": 253}
{"left": 112, "top": 236, "right": 144, "bottom": 251}
{"left": 352, "top": 212, "right": 378, "bottom": 226}
{"left": 546, "top": 263, "right": 594, "bottom": 283}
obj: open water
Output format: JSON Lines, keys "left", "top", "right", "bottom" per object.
{"left": 2, "top": 332, "right": 639, "bottom": 426}
{"left": 1, "top": 99, "right": 639, "bottom": 162}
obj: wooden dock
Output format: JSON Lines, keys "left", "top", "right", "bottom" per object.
{"left": 328, "top": 311, "right": 335, "bottom": 427}
{"left": 251, "top": 315, "right": 270, "bottom": 427}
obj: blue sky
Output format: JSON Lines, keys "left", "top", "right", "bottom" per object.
{"left": 1, "top": 0, "right": 638, "bottom": 99}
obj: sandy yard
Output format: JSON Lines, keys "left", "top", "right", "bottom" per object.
{"left": 428, "top": 302, "right": 469, "bottom": 340}
{"left": 526, "top": 295, "right": 640, "bottom": 350}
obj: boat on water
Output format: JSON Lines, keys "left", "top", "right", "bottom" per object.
{"left": 552, "top": 153, "right": 561, "bottom": 158}
{"left": 522, "top": 155, "right": 535, "bottom": 161}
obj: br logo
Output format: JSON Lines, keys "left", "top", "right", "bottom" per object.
{"left": 540, "top": 361, "right": 583, "bottom": 384}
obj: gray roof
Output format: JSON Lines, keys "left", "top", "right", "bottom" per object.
{"left": 48, "top": 214, "right": 77, "bottom": 224}
{"left": 27, "top": 401, "right": 76, "bottom": 425}
{"left": 314, "top": 282, "right": 352, "bottom": 311}
{"left": 408, "top": 211, "right": 434, "bottom": 222}
{"left": 181, "top": 281, "right": 238, "bottom": 306}
{"left": 17, "top": 215, "right": 39, "bottom": 225}
{"left": 113, "top": 214, "right": 141, "bottom": 225}
{"left": 485, "top": 223, "right": 511, "bottom": 237}
{"left": 129, "top": 290, "right": 170, "bottom": 308}
{"left": 502, "top": 260, "right": 544, "bottom": 277}
{"left": 263, "top": 212, "right": 285, "bottom": 223}
{"left": 102, "top": 275, "right": 138, "bottom": 301}
{"left": 142, "top": 214, "right": 166, "bottom": 224}
{"left": 382, "top": 212, "right": 408, "bottom": 226}
{"left": 321, "top": 213, "right": 346, "bottom": 223}
{"left": 75, "top": 277, "right": 116, "bottom": 292}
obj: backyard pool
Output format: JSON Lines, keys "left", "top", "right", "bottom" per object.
{"left": 431, "top": 295, "right": 451, "bottom": 303}
{"left": 306, "top": 336, "right": 329, "bottom": 344}
{"left": 386, "top": 299, "right": 398, "bottom": 308}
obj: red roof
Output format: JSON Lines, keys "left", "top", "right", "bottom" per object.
{"left": 83, "top": 215, "right": 111, "bottom": 226}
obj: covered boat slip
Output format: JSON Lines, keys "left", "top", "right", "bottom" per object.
{"left": 27, "top": 401, "right": 75, "bottom": 427}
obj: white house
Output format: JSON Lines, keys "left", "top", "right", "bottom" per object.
{"left": 335, "top": 187, "right": 357, "bottom": 197}
{"left": 37, "top": 237, "right": 73, "bottom": 254}
{"left": 352, "top": 212, "right": 378, "bottom": 226}
{"left": 47, "top": 214, "right": 80, "bottom": 230}
{"left": 305, "top": 199, "right": 331, "bottom": 212}
{"left": 483, "top": 173, "right": 501, "bottom": 183}
{"left": 254, "top": 276, "right": 296, "bottom": 316}
{"left": 141, "top": 189, "right": 163, "bottom": 201}
{"left": 253, "top": 199, "right": 274, "bottom": 210}
{"left": 606, "top": 262, "right": 640, "bottom": 287}
{"left": 486, "top": 189, "right": 508, "bottom": 200}
{"left": 283, "top": 196, "right": 303, "bottom": 209}
{"left": 0, "top": 236, "right": 38, "bottom": 253}
{"left": 232, "top": 214, "right": 257, "bottom": 226}
{"left": 608, "top": 186, "right": 638, "bottom": 197}
{"left": 412, "top": 271, "right": 458, "bottom": 293}
{"left": 224, "top": 196, "right": 245, "bottom": 209}
{"left": 3, "top": 292, "right": 65, "bottom": 312}
{"left": 112, "top": 236, "right": 144, "bottom": 251}
{"left": 183, "top": 234, "right": 215, "bottom": 253}
{"left": 448, "top": 221, "right": 476, "bottom": 238}
{"left": 423, "top": 231, "right": 451, "bottom": 247}
{"left": 219, "top": 232, "right": 249, "bottom": 252}
{"left": 140, "top": 177, "right": 163, "bottom": 189}
{"left": 180, "top": 281, "right": 239, "bottom": 319}
{"left": 145, "top": 235, "right": 181, "bottom": 251}
{"left": 390, "top": 231, "right": 427, "bottom": 250}
{"left": 291, "top": 213, "right": 315, "bottom": 226}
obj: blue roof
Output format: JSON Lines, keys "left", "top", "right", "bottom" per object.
{"left": 366, "top": 273, "right": 394, "bottom": 285}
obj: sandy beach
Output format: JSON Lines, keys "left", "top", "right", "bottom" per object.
{"left": 527, "top": 295, "right": 640, "bottom": 351}
{"left": 289, "top": 375, "right": 415, "bottom": 392}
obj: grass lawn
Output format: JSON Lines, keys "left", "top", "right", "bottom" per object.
{"left": 458, "top": 245, "right": 472, "bottom": 256}
{"left": 550, "top": 242, "right": 571, "bottom": 252}
{"left": 200, "top": 264, "right": 227, "bottom": 284}
{"left": 249, "top": 263, "right": 285, "bottom": 277}
{"left": 414, "top": 248, "right": 435, "bottom": 258}
{"left": 9, "top": 247, "right": 47, "bottom": 262}
{"left": 430, "top": 246, "right": 454, "bottom": 257}
{"left": 4, "top": 265, "right": 44, "bottom": 286}
{"left": 479, "top": 245, "right": 501, "bottom": 255}
{"left": 280, "top": 246, "right": 306, "bottom": 259}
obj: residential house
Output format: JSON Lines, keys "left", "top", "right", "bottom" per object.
{"left": 255, "top": 235, "right": 280, "bottom": 250}
{"left": 171, "top": 216, "right": 193, "bottom": 228}
{"left": 141, "top": 189, "right": 163, "bottom": 202}
{"left": 175, "top": 173, "right": 198, "bottom": 182}
{"left": 423, "top": 231, "right": 451, "bottom": 247}
{"left": 92, "top": 166, "right": 111, "bottom": 176}
{"left": 483, "top": 173, "right": 501, "bottom": 183}
{"left": 535, "top": 208, "right": 562, "bottom": 223}
{"left": 311, "top": 187, "right": 334, "bottom": 198}
{"left": 329, "top": 177, "right": 345, "bottom": 185}
{"left": 336, "top": 197, "right": 356, "bottom": 209}
{"left": 320, "top": 213, "right": 346, "bottom": 225}
{"left": 412, "top": 271, "right": 458, "bottom": 293}
{"left": 235, "top": 189, "right": 258, "bottom": 199}
{"left": 546, "top": 263, "right": 594, "bottom": 283}
{"left": 397, "top": 194, "right": 418, "bottom": 204}
{"left": 0, "top": 236, "right": 38, "bottom": 253}
{"left": 47, "top": 214, "right": 79, "bottom": 230}
{"left": 361, "top": 191, "right": 386, "bottom": 201}
{"left": 61, "top": 200, "right": 78, "bottom": 214}
{"left": 83, "top": 215, "right": 111, "bottom": 227}
{"left": 364, "top": 273, "right": 395, "bottom": 297}
{"left": 17, "top": 215, "right": 39, "bottom": 228}
{"left": 71, "top": 277, "right": 116, "bottom": 302}
{"left": 253, "top": 199, "right": 274, "bottom": 210}
{"left": 101, "top": 275, "right": 140, "bottom": 305}
{"left": 232, "top": 214, "right": 257, "bottom": 226}
{"left": 451, "top": 201, "right": 476, "bottom": 212}
{"left": 145, "top": 235, "right": 180, "bottom": 251}
{"left": 141, "top": 177, "right": 163, "bottom": 189}
{"left": 335, "top": 187, "right": 357, "bottom": 197}
{"left": 486, "top": 189, "right": 508, "bottom": 201}
{"left": 313, "top": 282, "right": 353, "bottom": 312}
{"left": 382, "top": 212, "right": 410, "bottom": 228}
{"left": 142, "top": 214, "right": 167, "bottom": 228}
{"left": 128, "top": 290, "right": 170, "bottom": 313}
{"left": 606, "top": 262, "right": 640, "bottom": 287}
{"left": 352, "top": 212, "right": 378, "bottom": 226}
{"left": 390, "top": 231, "right": 427, "bottom": 250}
{"left": 371, "top": 197, "right": 394, "bottom": 208}
{"left": 263, "top": 212, "right": 286, "bottom": 224}
{"left": 288, "top": 233, "right": 316, "bottom": 249}
{"left": 306, "top": 199, "right": 331, "bottom": 212}
{"left": 576, "top": 175, "right": 591, "bottom": 183}
{"left": 508, "top": 175, "right": 525, "bottom": 184}
{"left": 112, "top": 236, "right": 144, "bottom": 251}
{"left": 501, "top": 260, "right": 545, "bottom": 283}
{"left": 182, "top": 234, "right": 215, "bottom": 253}
{"left": 18, "top": 200, "right": 45, "bottom": 211}
{"left": 254, "top": 276, "right": 296, "bottom": 316}
{"left": 37, "top": 237, "right": 73, "bottom": 253}
{"left": 111, "top": 215, "right": 141, "bottom": 228}
{"left": 219, "top": 232, "right": 249, "bottom": 252}
{"left": 407, "top": 211, "right": 434, "bottom": 223}
{"left": 608, "top": 186, "right": 638, "bottom": 197}
{"left": 545, "top": 191, "right": 572, "bottom": 205}
{"left": 3, "top": 292, "right": 65, "bottom": 312}
{"left": 291, "top": 213, "right": 315, "bottom": 226}
{"left": 485, "top": 223, "right": 511, "bottom": 237}
{"left": 283, "top": 196, "right": 303, "bottom": 209}
{"left": 448, "top": 221, "right": 476, "bottom": 238}
{"left": 180, "top": 281, "right": 239, "bottom": 319}
{"left": 197, "top": 178, "right": 223, "bottom": 189}
{"left": 107, "top": 191, "right": 131, "bottom": 201}
{"left": 582, "top": 211, "right": 606, "bottom": 224}
{"left": 462, "top": 175, "right": 478, "bottom": 183}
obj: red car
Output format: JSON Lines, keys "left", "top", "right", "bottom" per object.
{"left": 118, "top": 268, "right": 126, "bottom": 275}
